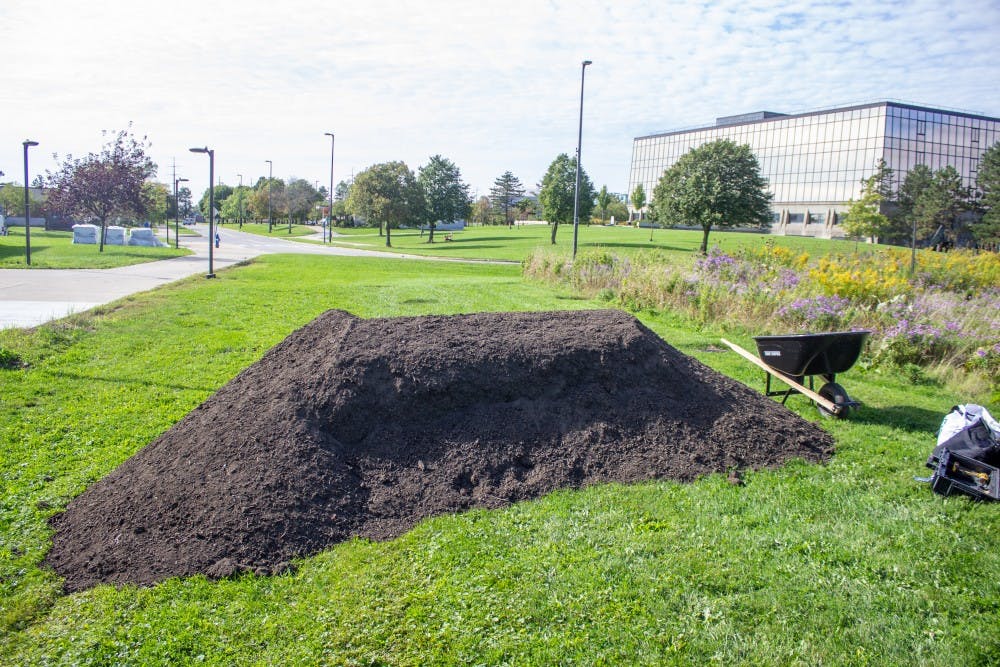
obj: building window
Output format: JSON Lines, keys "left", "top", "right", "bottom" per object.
{"left": 971, "top": 128, "right": 980, "bottom": 144}
{"left": 917, "top": 120, "right": 926, "bottom": 137}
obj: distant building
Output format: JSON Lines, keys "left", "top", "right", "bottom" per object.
{"left": 628, "top": 101, "right": 1000, "bottom": 238}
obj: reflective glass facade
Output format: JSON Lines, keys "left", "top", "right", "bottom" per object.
{"left": 629, "top": 102, "right": 1000, "bottom": 236}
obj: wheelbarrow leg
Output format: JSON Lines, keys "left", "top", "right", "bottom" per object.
{"left": 766, "top": 372, "right": 796, "bottom": 405}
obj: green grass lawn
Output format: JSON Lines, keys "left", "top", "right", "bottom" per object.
{"left": 0, "top": 228, "right": 191, "bottom": 268}
{"left": 222, "top": 221, "right": 320, "bottom": 238}
{"left": 1, "top": 254, "right": 997, "bottom": 665}
{"left": 323, "top": 224, "right": 883, "bottom": 264}
{"left": 164, "top": 224, "right": 202, "bottom": 238}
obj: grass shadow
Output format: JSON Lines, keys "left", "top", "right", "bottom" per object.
{"left": 586, "top": 241, "right": 692, "bottom": 253}
{"left": 0, "top": 244, "right": 29, "bottom": 261}
{"left": 852, "top": 404, "right": 944, "bottom": 433}
{"left": 47, "top": 369, "right": 219, "bottom": 393}
{"left": 412, "top": 244, "right": 506, "bottom": 252}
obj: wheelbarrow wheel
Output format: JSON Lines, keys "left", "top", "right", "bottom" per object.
{"left": 817, "top": 382, "right": 850, "bottom": 419}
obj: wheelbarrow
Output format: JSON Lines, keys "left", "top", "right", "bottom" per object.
{"left": 721, "top": 331, "right": 870, "bottom": 418}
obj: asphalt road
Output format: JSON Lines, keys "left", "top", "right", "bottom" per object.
{"left": 0, "top": 225, "right": 417, "bottom": 329}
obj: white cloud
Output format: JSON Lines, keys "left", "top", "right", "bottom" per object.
{"left": 1, "top": 0, "right": 998, "bottom": 198}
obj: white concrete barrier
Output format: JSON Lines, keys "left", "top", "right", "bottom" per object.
{"left": 128, "top": 228, "right": 164, "bottom": 247}
{"left": 72, "top": 224, "right": 99, "bottom": 244}
{"left": 104, "top": 226, "right": 126, "bottom": 245}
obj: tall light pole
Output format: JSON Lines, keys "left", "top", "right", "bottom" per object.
{"left": 324, "top": 132, "right": 335, "bottom": 243}
{"left": 266, "top": 159, "right": 273, "bottom": 233}
{"left": 189, "top": 147, "right": 216, "bottom": 278}
{"left": 22, "top": 140, "right": 39, "bottom": 266}
{"left": 174, "top": 177, "right": 188, "bottom": 249}
{"left": 572, "top": 59, "right": 592, "bottom": 261}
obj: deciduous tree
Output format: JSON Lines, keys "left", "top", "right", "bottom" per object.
{"left": 0, "top": 182, "right": 42, "bottom": 217}
{"left": 335, "top": 179, "right": 352, "bottom": 201}
{"left": 418, "top": 155, "right": 469, "bottom": 242}
{"left": 248, "top": 178, "right": 284, "bottom": 222}
{"left": 347, "top": 162, "right": 424, "bottom": 247}
{"left": 283, "top": 178, "right": 321, "bottom": 223}
{"left": 470, "top": 196, "right": 491, "bottom": 226}
{"left": 514, "top": 197, "right": 537, "bottom": 221}
{"left": 652, "top": 139, "right": 772, "bottom": 253}
{"left": 630, "top": 183, "right": 646, "bottom": 223}
{"left": 220, "top": 186, "right": 251, "bottom": 225}
{"left": 843, "top": 171, "right": 891, "bottom": 243}
{"left": 606, "top": 199, "right": 628, "bottom": 224}
{"left": 198, "top": 184, "right": 233, "bottom": 220}
{"left": 46, "top": 127, "right": 157, "bottom": 251}
{"left": 142, "top": 182, "right": 170, "bottom": 224}
{"left": 538, "top": 153, "right": 595, "bottom": 245}
{"left": 596, "top": 185, "right": 612, "bottom": 224}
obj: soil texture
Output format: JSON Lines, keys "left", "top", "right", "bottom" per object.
{"left": 46, "top": 309, "right": 834, "bottom": 591}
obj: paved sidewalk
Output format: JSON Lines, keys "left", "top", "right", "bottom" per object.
{"left": 0, "top": 225, "right": 413, "bottom": 329}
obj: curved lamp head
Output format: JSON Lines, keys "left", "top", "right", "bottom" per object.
{"left": 582, "top": 60, "right": 592, "bottom": 67}
{"left": 23, "top": 140, "right": 39, "bottom": 148}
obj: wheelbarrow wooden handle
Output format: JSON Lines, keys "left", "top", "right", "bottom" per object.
{"left": 720, "top": 338, "right": 841, "bottom": 415}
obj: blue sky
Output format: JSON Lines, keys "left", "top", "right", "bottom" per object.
{"left": 1, "top": 0, "right": 998, "bottom": 201}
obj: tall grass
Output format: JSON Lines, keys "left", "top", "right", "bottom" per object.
{"left": 524, "top": 243, "right": 1000, "bottom": 395}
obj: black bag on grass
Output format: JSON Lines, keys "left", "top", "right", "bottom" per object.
{"left": 926, "top": 418, "right": 1000, "bottom": 469}
{"left": 925, "top": 405, "right": 1000, "bottom": 500}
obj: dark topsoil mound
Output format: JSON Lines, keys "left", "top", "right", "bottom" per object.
{"left": 47, "top": 309, "right": 833, "bottom": 591}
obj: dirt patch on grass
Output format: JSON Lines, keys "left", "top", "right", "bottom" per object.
{"left": 46, "top": 309, "right": 833, "bottom": 591}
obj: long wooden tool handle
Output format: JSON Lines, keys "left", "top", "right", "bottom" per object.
{"left": 720, "top": 338, "right": 840, "bottom": 414}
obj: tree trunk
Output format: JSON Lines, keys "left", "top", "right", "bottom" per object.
{"left": 550, "top": 221, "right": 558, "bottom": 244}
{"left": 428, "top": 222, "right": 435, "bottom": 243}
{"left": 386, "top": 225, "right": 392, "bottom": 248}
{"left": 99, "top": 220, "right": 106, "bottom": 253}
{"left": 699, "top": 225, "right": 711, "bottom": 254}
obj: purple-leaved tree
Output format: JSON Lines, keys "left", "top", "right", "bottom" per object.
{"left": 47, "top": 127, "right": 156, "bottom": 252}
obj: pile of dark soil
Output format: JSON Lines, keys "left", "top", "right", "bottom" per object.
{"left": 46, "top": 309, "right": 833, "bottom": 591}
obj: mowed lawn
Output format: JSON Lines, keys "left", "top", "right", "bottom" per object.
{"left": 0, "top": 228, "right": 191, "bottom": 268}
{"left": 1, "top": 254, "right": 997, "bottom": 665}
{"left": 220, "top": 221, "right": 320, "bottom": 239}
{"left": 324, "top": 223, "right": 861, "bottom": 263}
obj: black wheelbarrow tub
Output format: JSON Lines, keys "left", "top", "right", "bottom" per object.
{"left": 752, "top": 331, "right": 870, "bottom": 378}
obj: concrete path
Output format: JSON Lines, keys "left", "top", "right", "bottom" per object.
{"left": 0, "top": 225, "right": 426, "bottom": 329}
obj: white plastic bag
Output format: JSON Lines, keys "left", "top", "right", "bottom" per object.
{"left": 937, "top": 404, "right": 1000, "bottom": 445}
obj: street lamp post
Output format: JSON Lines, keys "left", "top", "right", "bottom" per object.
{"left": 174, "top": 177, "right": 188, "bottom": 249}
{"left": 572, "top": 59, "right": 592, "bottom": 261}
{"left": 325, "top": 132, "right": 335, "bottom": 243}
{"left": 189, "top": 146, "right": 216, "bottom": 278}
{"left": 22, "top": 140, "right": 38, "bottom": 266}
{"left": 266, "top": 159, "right": 273, "bottom": 233}
{"left": 236, "top": 173, "right": 243, "bottom": 228}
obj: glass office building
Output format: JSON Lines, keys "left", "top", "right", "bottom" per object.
{"left": 628, "top": 102, "right": 1000, "bottom": 237}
